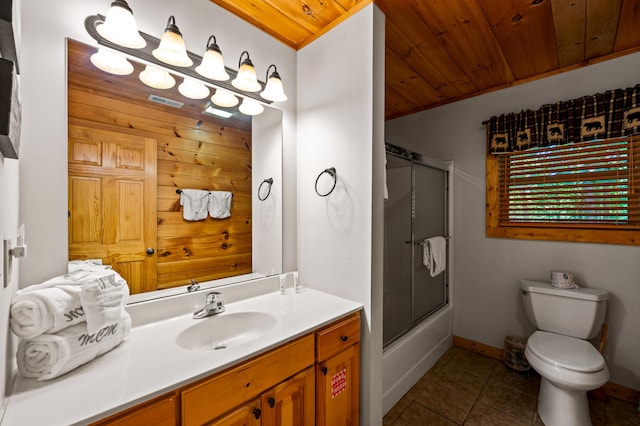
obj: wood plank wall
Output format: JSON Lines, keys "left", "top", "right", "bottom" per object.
{"left": 67, "top": 39, "right": 253, "bottom": 291}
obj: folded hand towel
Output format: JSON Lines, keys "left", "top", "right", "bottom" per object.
{"left": 180, "top": 189, "right": 210, "bottom": 221}
{"left": 16, "top": 313, "right": 131, "bottom": 381}
{"left": 80, "top": 272, "right": 130, "bottom": 334}
{"left": 208, "top": 191, "right": 232, "bottom": 219}
{"left": 423, "top": 237, "right": 447, "bottom": 277}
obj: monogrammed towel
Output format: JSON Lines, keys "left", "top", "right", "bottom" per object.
{"left": 10, "top": 262, "right": 129, "bottom": 339}
{"left": 10, "top": 284, "right": 85, "bottom": 340}
{"left": 16, "top": 313, "right": 131, "bottom": 381}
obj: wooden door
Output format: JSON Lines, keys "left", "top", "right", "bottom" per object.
{"left": 206, "top": 398, "right": 261, "bottom": 426}
{"left": 315, "top": 344, "right": 360, "bottom": 426}
{"left": 261, "top": 367, "right": 315, "bottom": 426}
{"left": 68, "top": 122, "right": 157, "bottom": 294}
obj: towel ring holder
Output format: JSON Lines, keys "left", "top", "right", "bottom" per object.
{"left": 315, "top": 167, "right": 337, "bottom": 197}
{"left": 258, "top": 178, "right": 274, "bottom": 201}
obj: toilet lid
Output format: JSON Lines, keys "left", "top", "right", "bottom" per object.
{"left": 527, "top": 331, "right": 605, "bottom": 373}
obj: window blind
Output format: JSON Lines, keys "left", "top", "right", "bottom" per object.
{"left": 498, "top": 136, "right": 640, "bottom": 228}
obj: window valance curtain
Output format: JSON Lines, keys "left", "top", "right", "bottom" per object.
{"left": 486, "top": 84, "right": 640, "bottom": 154}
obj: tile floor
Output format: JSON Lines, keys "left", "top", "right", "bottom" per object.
{"left": 383, "top": 346, "right": 640, "bottom": 425}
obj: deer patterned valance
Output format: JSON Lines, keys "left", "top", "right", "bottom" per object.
{"left": 486, "top": 84, "right": 640, "bottom": 154}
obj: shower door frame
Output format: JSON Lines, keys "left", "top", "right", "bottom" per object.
{"left": 384, "top": 151, "right": 452, "bottom": 349}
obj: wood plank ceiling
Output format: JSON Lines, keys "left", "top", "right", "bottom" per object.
{"left": 209, "top": 0, "right": 640, "bottom": 120}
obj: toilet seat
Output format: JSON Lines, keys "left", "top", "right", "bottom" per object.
{"left": 527, "top": 331, "right": 605, "bottom": 373}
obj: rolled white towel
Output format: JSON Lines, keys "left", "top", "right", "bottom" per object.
{"left": 10, "top": 264, "right": 127, "bottom": 339}
{"left": 10, "top": 286, "right": 84, "bottom": 340}
{"left": 16, "top": 313, "right": 131, "bottom": 381}
{"left": 80, "top": 273, "right": 130, "bottom": 334}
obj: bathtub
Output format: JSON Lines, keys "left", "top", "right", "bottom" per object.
{"left": 382, "top": 303, "right": 452, "bottom": 414}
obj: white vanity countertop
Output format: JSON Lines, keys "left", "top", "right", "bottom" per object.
{"left": 2, "top": 288, "right": 362, "bottom": 426}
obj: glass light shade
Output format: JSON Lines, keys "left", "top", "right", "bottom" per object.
{"left": 211, "top": 89, "right": 239, "bottom": 107}
{"left": 195, "top": 37, "right": 230, "bottom": 81}
{"left": 152, "top": 16, "right": 193, "bottom": 67}
{"left": 239, "top": 98, "right": 264, "bottom": 116}
{"left": 178, "top": 78, "right": 210, "bottom": 99}
{"left": 231, "top": 54, "right": 262, "bottom": 92}
{"left": 90, "top": 49, "right": 134, "bottom": 75}
{"left": 139, "top": 65, "right": 175, "bottom": 89}
{"left": 261, "top": 72, "right": 287, "bottom": 102}
{"left": 96, "top": 0, "right": 146, "bottom": 49}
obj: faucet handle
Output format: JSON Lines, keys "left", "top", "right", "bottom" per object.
{"left": 205, "top": 291, "right": 222, "bottom": 304}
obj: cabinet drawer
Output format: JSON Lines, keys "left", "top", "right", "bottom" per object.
{"left": 91, "top": 392, "right": 178, "bottom": 426}
{"left": 315, "top": 312, "right": 360, "bottom": 362}
{"left": 181, "top": 334, "right": 314, "bottom": 426}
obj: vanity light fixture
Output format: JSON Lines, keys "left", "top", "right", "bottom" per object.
{"left": 96, "top": 0, "right": 146, "bottom": 49}
{"left": 238, "top": 98, "right": 264, "bottom": 116}
{"left": 90, "top": 48, "right": 134, "bottom": 75}
{"left": 231, "top": 51, "right": 261, "bottom": 92}
{"left": 139, "top": 64, "right": 176, "bottom": 89}
{"left": 211, "top": 88, "right": 239, "bottom": 108}
{"left": 195, "top": 36, "right": 230, "bottom": 81}
{"left": 260, "top": 64, "right": 287, "bottom": 102}
{"left": 204, "top": 105, "right": 233, "bottom": 118}
{"left": 178, "top": 78, "right": 210, "bottom": 99}
{"left": 152, "top": 16, "right": 193, "bottom": 67}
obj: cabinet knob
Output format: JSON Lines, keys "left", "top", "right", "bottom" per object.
{"left": 146, "top": 247, "right": 155, "bottom": 255}
{"left": 340, "top": 335, "right": 348, "bottom": 342}
{"left": 321, "top": 366, "right": 328, "bottom": 375}
{"left": 253, "top": 408, "right": 261, "bottom": 419}
{"left": 268, "top": 397, "right": 276, "bottom": 408}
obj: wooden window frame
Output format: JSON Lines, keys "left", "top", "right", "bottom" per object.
{"left": 486, "top": 134, "right": 640, "bottom": 245}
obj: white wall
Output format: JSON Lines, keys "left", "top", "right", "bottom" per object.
{"left": 386, "top": 52, "right": 640, "bottom": 390}
{"left": 252, "top": 107, "right": 283, "bottom": 275}
{"left": 297, "top": 4, "right": 385, "bottom": 424}
{"left": 0, "top": 0, "right": 21, "bottom": 415}
{"left": 18, "top": 0, "right": 297, "bottom": 288}
{"left": 0, "top": 157, "right": 19, "bottom": 420}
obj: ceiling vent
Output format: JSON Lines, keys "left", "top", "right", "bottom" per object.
{"left": 147, "top": 94, "right": 184, "bottom": 108}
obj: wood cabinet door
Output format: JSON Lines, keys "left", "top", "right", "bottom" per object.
{"left": 316, "top": 343, "right": 360, "bottom": 426}
{"left": 68, "top": 123, "right": 157, "bottom": 294}
{"left": 206, "top": 398, "right": 261, "bottom": 426}
{"left": 261, "top": 367, "right": 315, "bottom": 426}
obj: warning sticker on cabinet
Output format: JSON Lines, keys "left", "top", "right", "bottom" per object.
{"left": 331, "top": 369, "right": 347, "bottom": 399}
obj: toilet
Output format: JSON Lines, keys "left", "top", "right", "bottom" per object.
{"left": 520, "top": 280, "right": 610, "bottom": 426}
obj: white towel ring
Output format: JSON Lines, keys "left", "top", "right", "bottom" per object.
{"left": 315, "top": 167, "right": 337, "bottom": 197}
{"left": 258, "top": 178, "right": 273, "bottom": 201}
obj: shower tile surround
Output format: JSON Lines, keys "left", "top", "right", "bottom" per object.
{"left": 384, "top": 347, "right": 640, "bottom": 425}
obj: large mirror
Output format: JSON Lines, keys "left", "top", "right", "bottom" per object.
{"left": 66, "top": 39, "right": 282, "bottom": 302}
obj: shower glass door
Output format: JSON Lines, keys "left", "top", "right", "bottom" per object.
{"left": 384, "top": 151, "right": 449, "bottom": 348}
{"left": 412, "top": 163, "right": 447, "bottom": 322}
{"left": 383, "top": 155, "right": 413, "bottom": 344}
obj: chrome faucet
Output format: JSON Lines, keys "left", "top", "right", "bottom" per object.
{"left": 193, "top": 291, "right": 225, "bottom": 319}
{"left": 187, "top": 279, "right": 200, "bottom": 292}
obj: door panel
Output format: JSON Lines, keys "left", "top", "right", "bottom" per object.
{"left": 68, "top": 124, "right": 157, "bottom": 294}
{"left": 412, "top": 163, "right": 447, "bottom": 321}
{"left": 383, "top": 155, "right": 413, "bottom": 346}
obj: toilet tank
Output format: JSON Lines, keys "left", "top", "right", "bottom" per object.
{"left": 520, "top": 280, "right": 608, "bottom": 339}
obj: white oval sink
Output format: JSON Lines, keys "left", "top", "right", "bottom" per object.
{"left": 176, "top": 312, "right": 277, "bottom": 351}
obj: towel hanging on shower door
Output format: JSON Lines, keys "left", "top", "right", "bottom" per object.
{"left": 423, "top": 236, "right": 446, "bottom": 277}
